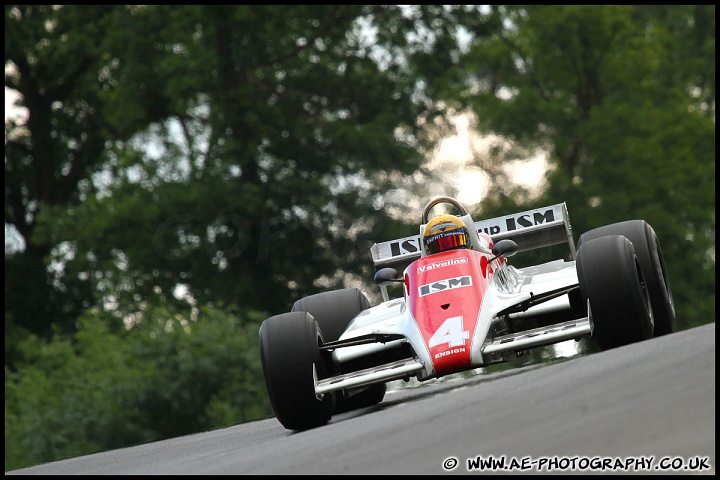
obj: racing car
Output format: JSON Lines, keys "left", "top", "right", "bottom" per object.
{"left": 259, "top": 196, "right": 675, "bottom": 430}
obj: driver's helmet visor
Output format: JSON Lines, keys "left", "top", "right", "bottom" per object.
{"left": 425, "top": 228, "right": 469, "bottom": 254}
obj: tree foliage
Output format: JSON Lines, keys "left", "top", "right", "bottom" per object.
{"left": 6, "top": 5, "right": 468, "bottom": 346}
{"left": 5, "top": 305, "right": 268, "bottom": 471}
{"left": 440, "top": 5, "right": 715, "bottom": 329}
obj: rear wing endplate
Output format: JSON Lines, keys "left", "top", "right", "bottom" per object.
{"left": 371, "top": 203, "right": 576, "bottom": 272}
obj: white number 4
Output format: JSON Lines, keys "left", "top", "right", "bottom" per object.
{"left": 428, "top": 316, "right": 469, "bottom": 348}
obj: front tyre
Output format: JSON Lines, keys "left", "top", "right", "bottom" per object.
{"left": 259, "top": 312, "right": 334, "bottom": 430}
{"left": 576, "top": 235, "right": 653, "bottom": 350}
{"left": 292, "top": 288, "right": 385, "bottom": 412}
{"left": 578, "top": 220, "right": 675, "bottom": 336}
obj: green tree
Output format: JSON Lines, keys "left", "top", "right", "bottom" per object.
{"left": 5, "top": 6, "right": 124, "bottom": 359}
{"left": 5, "top": 304, "right": 268, "bottom": 471}
{"left": 440, "top": 5, "right": 714, "bottom": 329}
{"left": 5, "top": 5, "right": 468, "bottom": 363}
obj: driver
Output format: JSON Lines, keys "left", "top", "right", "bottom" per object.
{"left": 422, "top": 214, "right": 470, "bottom": 255}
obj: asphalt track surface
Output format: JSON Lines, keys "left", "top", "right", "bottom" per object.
{"left": 7, "top": 322, "right": 715, "bottom": 475}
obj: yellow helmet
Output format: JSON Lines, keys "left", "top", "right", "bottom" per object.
{"left": 423, "top": 214, "right": 470, "bottom": 255}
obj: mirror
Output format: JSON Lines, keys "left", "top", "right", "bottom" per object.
{"left": 374, "top": 267, "right": 403, "bottom": 287}
{"left": 492, "top": 239, "right": 518, "bottom": 258}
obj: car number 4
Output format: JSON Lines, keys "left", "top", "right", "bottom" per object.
{"left": 428, "top": 316, "right": 469, "bottom": 348}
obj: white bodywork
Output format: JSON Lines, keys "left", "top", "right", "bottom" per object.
{"left": 314, "top": 203, "right": 593, "bottom": 398}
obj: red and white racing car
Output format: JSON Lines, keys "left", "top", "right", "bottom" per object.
{"left": 259, "top": 196, "right": 675, "bottom": 430}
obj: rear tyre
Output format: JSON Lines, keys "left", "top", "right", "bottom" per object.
{"left": 292, "top": 288, "right": 370, "bottom": 342}
{"left": 293, "top": 288, "right": 386, "bottom": 411}
{"left": 576, "top": 235, "right": 653, "bottom": 350}
{"left": 259, "top": 312, "right": 334, "bottom": 430}
{"left": 578, "top": 220, "right": 675, "bottom": 336}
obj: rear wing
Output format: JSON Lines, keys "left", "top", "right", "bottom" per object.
{"left": 371, "top": 203, "right": 576, "bottom": 273}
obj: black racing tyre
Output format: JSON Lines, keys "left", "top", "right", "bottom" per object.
{"left": 292, "top": 288, "right": 371, "bottom": 342}
{"left": 293, "top": 288, "right": 385, "bottom": 411}
{"left": 576, "top": 235, "right": 653, "bottom": 350}
{"left": 259, "top": 312, "right": 334, "bottom": 430}
{"left": 578, "top": 220, "right": 675, "bottom": 336}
